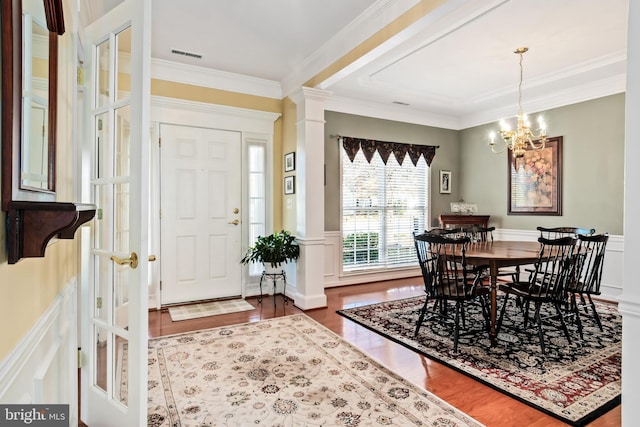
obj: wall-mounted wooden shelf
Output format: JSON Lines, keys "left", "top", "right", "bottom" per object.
{"left": 7, "top": 201, "right": 96, "bottom": 264}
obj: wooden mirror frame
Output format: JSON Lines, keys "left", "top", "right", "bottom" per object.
{"left": 1, "top": 0, "right": 65, "bottom": 212}
{"left": 2, "top": 0, "right": 95, "bottom": 264}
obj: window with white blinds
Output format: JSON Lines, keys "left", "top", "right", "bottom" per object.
{"left": 247, "top": 143, "right": 266, "bottom": 276}
{"left": 341, "top": 149, "right": 429, "bottom": 272}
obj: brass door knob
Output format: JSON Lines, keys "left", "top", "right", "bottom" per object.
{"left": 228, "top": 219, "right": 240, "bottom": 225}
{"left": 110, "top": 252, "right": 139, "bottom": 269}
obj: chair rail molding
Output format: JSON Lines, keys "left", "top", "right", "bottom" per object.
{"left": 618, "top": 298, "right": 640, "bottom": 318}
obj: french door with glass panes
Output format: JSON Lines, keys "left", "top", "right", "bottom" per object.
{"left": 80, "top": 1, "right": 151, "bottom": 425}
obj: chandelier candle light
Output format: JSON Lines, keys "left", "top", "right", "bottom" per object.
{"left": 489, "top": 47, "right": 548, "bottom": 166}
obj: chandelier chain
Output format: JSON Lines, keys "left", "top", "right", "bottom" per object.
{"left": 518, "top": 51, "right": 524, "bottom": 115}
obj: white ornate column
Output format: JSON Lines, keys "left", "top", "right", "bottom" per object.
{"left": 290, "top": 87, "right": 331, "bottom": 309}
{"left": 620, "top": 1, "right": 640, "bottom": 424}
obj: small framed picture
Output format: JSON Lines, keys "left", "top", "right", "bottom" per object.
{"left": 439, "top": 170, "right": 451, "bottom": 194}
{"left": 284, "top": 152, "right": 295, "bottom": 172}
{"left": 284, "top": 176, "right": 295, "bottom": 194}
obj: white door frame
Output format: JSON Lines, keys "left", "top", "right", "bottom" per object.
{"left": 149, "top": 96, "right": 280, "bottom": 306}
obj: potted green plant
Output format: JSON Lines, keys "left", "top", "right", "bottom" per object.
{"left": 240, "top": 230, "right": 300, "bottom": 273}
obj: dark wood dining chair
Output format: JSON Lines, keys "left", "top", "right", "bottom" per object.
{"left": 461, "top": 225, "right": 495, "bottom": 242}
{"left": 496, "top": 236, "right": 578, "bottom": 354}
{"left": 568, "top": 233, "right": 609, "bottom": 337}
{"left": 413, "top": 233, "right": 490, "bottom": 352}
{"left": 537, "top": 226, "right": 596, "bottom": 239}
{"left": 522, "top": 226, "right": 594, "bottom": 280}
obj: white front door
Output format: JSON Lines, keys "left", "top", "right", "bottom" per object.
{"left": 160, "top": 124, "right": 243, "bottom": 304}
{"left": 80, "top": 1, "right": 151, "bottom": 425}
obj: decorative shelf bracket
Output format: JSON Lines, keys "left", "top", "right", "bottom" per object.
{"left": 7, "top": 201, "right": 96, "bottom": 264}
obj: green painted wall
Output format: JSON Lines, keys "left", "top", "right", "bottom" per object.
{"left": 459, "top": 93, "right": 625, "bottom": 235}
{"left": 324, "top": 111, "right": 459, "bottom": 231}
{"left": 324, "top": 94, "right": 624, "bottom": 236}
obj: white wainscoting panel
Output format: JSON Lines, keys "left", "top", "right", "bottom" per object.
{"left": 599, "top": 234, "right": 623, "bottom": 301}
{"left": 0, "top": 279, "right": 78, "bottom": 425}
{"left": 323, "top": 231, "right": 421, "bottom": 288}
{"left": 324, "top": 232, "right": 341, "bottom": 283}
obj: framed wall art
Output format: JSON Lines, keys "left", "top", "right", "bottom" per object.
{"left": 284, "top": 175, "right": 295, "bottom": 195}
{"left": 439, "top": 170, "right": 451, "bottom": 194}
{"left": 284, "top": 152, "right": 295, "bottom": 172}
{"left": 508, "top": 136, "right": 562, "bottom": 215}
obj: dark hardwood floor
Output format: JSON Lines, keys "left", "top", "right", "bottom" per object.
{"left": 146, "top": 278, "right": 620, "bottom": 427}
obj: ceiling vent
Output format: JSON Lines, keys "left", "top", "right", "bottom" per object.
{"left": 392, "top": 101, "right": 410, "bottom": 106}
{"left": 170, "top": 49, "right": 203, "bottom": 59}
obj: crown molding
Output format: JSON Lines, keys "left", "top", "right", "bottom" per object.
{"left": 469, "top": 51, "right": 627, "bottom": 104}
{"left": 151, "top": 58, "right": 283, "bottom": 100}
{"left": 325, "top": 95, "right": 461, "bottom": 129}
{"left": 461, "top": 74, "right": 626, "bottom": 129}
{"left": 327, "top": 70, "right": 625, "bottom": 131}
{"left": 150, "top": 49, "right": 624, "bottom": 131}
{"left": 149, "top": 57, "right": 624, "bottom": 131}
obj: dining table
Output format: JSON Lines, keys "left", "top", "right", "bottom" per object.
{"left": 463, "top": 240, "right": 543, "bottom": 346}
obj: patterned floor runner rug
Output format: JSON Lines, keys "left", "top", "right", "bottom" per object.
{"left": 337, "top": 297, "right": 621, "bottom": 426}
{"left": 146, "top": 314, "right": 483, "bottom": 426}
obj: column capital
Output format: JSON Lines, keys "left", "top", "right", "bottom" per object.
{"left": 290, "top": 87, "right": 333, "bottom": 107}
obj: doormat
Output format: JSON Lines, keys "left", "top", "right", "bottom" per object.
{"left": 168, "top": 299, "right": 255, "bottom": 321}
{"left": 337, "top": 296, "right": 621, "bottom": 426}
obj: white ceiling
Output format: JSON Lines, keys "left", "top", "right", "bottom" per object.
{"left": 82, "top": 0, "right": 629, "bottom": 130}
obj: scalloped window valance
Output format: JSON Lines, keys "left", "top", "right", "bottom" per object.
{"left": 340, "top": 136, "right": 438, "bottom": 166}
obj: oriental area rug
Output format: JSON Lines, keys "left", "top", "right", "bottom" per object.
{"left": 145, "top": 314, "right": 483, "bottom": 426}
{"left": 337, "top": 297, "right": 621, "bottom": 426}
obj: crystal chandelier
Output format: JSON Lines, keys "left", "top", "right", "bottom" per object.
{"left": 488, "top": 47, "right": 547, "bottom": 164}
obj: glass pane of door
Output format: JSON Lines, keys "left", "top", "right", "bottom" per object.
{"left": 90, "top": 64, "right": 132, "bottom": 405}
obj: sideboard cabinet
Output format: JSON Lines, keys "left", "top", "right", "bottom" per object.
{"left": 438, "top": 214, "right": 490, "bottom": 230}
